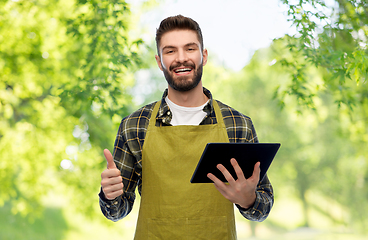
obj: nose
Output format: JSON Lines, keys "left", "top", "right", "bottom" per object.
{"left": 175, "top": 49, "right": 188, "bottom": 63}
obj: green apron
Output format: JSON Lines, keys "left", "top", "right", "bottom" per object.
{"left": 134, "top": 100, "right": 237, "bottom": 240}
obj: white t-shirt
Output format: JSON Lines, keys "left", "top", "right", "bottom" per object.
{"left": 165, "top": 96, "right": 209, "bottom": 126}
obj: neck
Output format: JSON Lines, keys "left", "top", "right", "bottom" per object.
{"left": 167, "top": 82, "right": 208, "bottom": 107}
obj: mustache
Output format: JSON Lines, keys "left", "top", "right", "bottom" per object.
{"left": 169, "top": 63, "right": 195, "bottom": 71}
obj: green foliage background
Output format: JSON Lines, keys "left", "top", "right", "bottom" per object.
{"left": 0, "top": 0, "right": 140, "bottom": 219}
{"left": 0, "top": 0, "right": 367, "bottom": 239}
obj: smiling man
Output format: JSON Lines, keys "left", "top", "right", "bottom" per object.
{"left": 99, "top": 15, "right": 274, "bottom": 239}
{"left": 157, "top": 29, "right": 205, "bottom": 93}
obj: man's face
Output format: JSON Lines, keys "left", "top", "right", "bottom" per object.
{"left": 155, "top": 30, "right": 208, "bottom": 92}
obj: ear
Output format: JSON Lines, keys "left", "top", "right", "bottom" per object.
{"left": 155, "top": 55, "right": 163, "bottom": 71}
{"left": 202, "top": 48, "right": 208, "bottom": 66}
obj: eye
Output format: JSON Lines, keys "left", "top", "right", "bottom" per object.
{"left": 165, "top": 50, "right": 174, "bottom": 54}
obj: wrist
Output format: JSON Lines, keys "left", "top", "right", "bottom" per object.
{"left": 238, "top": 192, "right": 256, "bottom": 209}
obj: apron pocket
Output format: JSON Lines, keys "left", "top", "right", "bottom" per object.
{"left": 147, "top": 216, "right": 229, "bottom": 240}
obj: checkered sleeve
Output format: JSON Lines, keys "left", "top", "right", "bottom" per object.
{"left": 218, "top": 101, "right": 274, "bottom": 222}
{"left": 99, "top": 103, "right": 154, "bottom": 221}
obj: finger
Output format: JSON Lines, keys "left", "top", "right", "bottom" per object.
{"left": 101, "top": 168, "right": 121, "bottom": 179}
{"left": 216, "top": 164, "right": 236, "bottom": 184}
{"left": 207, "top": 173, "right": 226, "bottom": 187}
{"left": 104, "top": 189, "right": 124, "bottom": 200}
{"left": 101, "top": 174, "right": 122, "bottom": 189}
{"left": 230, "top": 158, "right": 246, "bottom": 181}
{"left": 104, "top": 182, "right": 124, "bottom": 193}
{"left": 104, "top": 149, "right": 117, "bottom": 169}
{"left": 250, "top": 162, "right": 261, "bottom": 181}
{"left": 207, "top": 172, "right": 219, "bottom": 182}
{"left": 102, "top": 179, "right": 124, "bottom": 200}
{"left": 207, "top": 173, "right": 227, "bottom": 196}
{"left": 106, "top": 175, "right": 123, "bottom": 185}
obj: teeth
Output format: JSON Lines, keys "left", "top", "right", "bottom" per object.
{"left": 175, "top": 68, "right": 191, "bottom": 73}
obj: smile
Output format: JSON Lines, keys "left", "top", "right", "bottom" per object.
{"left": 174, "top": 67, "right": 193, "bottom": 74}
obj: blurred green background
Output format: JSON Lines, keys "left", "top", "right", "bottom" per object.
{"left": 1, "top": 0, "right": 367, "bottom": 239}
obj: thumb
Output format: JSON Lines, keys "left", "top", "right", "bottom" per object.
{"left": 104, "top": 149, "right": 117, "bottom": 169}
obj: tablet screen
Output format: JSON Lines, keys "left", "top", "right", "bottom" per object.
{"left": 190, "top": 143, "right": 280, "bottom": 183}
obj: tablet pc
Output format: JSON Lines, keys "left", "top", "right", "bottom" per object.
{"left": 190, "top": 143, "right": 280, "bottom": 183}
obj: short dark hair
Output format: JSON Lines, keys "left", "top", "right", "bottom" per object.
{"left": 155, "top": 15, "right": 204, "bottom": 55}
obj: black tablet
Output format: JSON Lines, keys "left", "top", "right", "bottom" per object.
{"left": 190, "top": 143, "right": 280, "bottom": 183}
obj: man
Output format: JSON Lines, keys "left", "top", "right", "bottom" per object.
{"left": 99, "top": 15, "right": 273, "bottom": 239}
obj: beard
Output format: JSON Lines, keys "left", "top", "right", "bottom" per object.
{"left": 163, "top": 62, "right": 203, "bottom": 92}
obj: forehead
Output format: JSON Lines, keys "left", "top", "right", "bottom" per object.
{"left": 159, "top": 29, "right": 200, "bottom": 49}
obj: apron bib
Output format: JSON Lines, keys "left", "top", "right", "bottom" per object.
{"left": 134, "top": 100, "right": 237, "bottom": 240}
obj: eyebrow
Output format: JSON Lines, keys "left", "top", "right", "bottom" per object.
{"left": 162, "top": 42, "right": 200, "bottom": 52}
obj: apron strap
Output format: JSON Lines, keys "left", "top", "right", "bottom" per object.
{"left": 212, "top": 99, "right": 225, "bottom": 128}
{"left": 148, "top": 101, "right": 162, "bottom": 128}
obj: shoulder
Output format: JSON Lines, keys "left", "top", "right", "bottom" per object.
{"left": 215, "top": 100, "right": 258, "bottom": 143}
{"left": 216, "top": 100, "right": 253, "bottom": 123}
{"left": 114, "top": 101, "right": 158, "bottom": 159}
{"left": 119, "top": 101, "right": 157, "bottom": 137}
{"left": 122, "top": 102, "right": 157, "bottom": 123}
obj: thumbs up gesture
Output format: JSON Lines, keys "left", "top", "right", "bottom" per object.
{"left": 101, "top": 149, "right": 124, "bottom": 200}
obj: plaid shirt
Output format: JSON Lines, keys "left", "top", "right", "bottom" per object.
{"left": 99, "top": 88, "right": 274, "bottom": 222}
